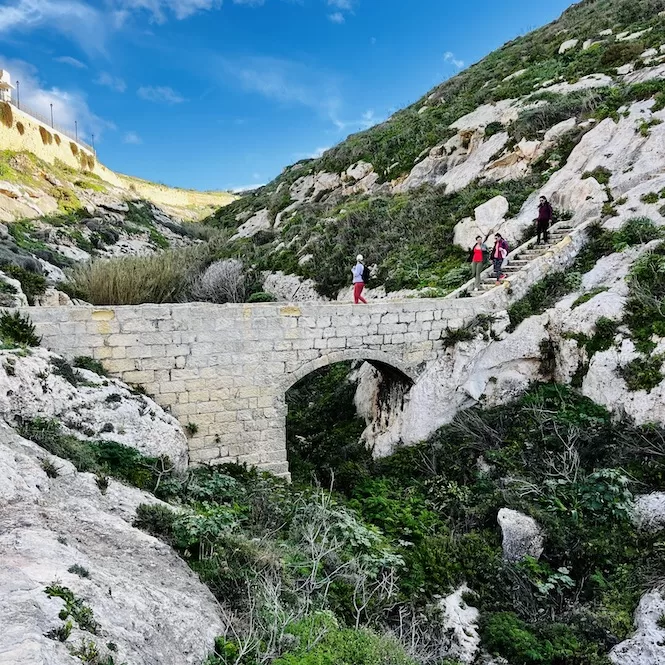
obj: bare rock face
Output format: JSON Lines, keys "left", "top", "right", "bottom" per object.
{"left": 632, "top": 493, "right": 665, "bottom": 533}
{"left": 453, "top": 196, "right": 509, "bottom": 249}
{"left": 610, "top": 591, "right": 665, "bottom": 665}
{"left": 0, "top": 423, "right": 223, "bottom": 665}
{"left": 0, "top": 348, "right": 189, "bottom": 470}
{"left": 232, "top": 208, "right": 272, "bottom": 240}
{"left": 497, "top": 508, "right": 544, "bottom": 562}
{"left": 437, "top": 585, "right": 480, "bottom": 664}
{"left": 262, "top": 271, "right": 326, "bottom": 302}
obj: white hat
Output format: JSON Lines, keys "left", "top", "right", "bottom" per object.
{"left": 356, "top": 254, "right": 363, "bottom": 262}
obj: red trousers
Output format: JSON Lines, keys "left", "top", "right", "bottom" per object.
{"left": 353, "top": 282, "right": 367, "bottom": 304}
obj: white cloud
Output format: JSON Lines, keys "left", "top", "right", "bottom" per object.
{"left": 137, "top": 85, "right": 185, "bottom": 103}
{"left": 54, "top": 55, "right": 87, "bottom": 69}
{"left": 123, "top": 131, "right": 142, "bottom": 144}
{"left": 328, "top": 11, "right": 344, "bottom": 23}
{"left": 231, "top": 183, "right": 265, "bottom": 193}
{"left": 115, "top": 0, "right": 222, "bottom": 22}
{"left": 95, "top": 72, "right": 127, "bottom": 93}
{"left": 327, "top": 0, "right": 352, "bottom": 8}
{"left": 444, "top": 51, "right": 465, "bottom": 69}
{"left": 232, "top": 0, "right": 265, "bottom": 6}
{"left": 0, "top": 0, "right": 108, "bottom": 55}
{"left": 0, "top": 55, "right": 115, "bottom": 141}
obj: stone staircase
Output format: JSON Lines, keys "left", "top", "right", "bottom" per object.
{"left": 466, "top": 224, "right": 574, "bottom": 297}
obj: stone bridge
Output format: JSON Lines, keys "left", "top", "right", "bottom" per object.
{"left": 24, "top": 298, "right": 491, "bottom": 476}
{"left": 22, "top": 220, "right": 588, "bottom": 476}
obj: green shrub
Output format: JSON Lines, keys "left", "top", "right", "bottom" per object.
{"left": 134, "top": 503, "right": 177, "bottom": 539}
{"left": 273, "top": 619, "right": 416, "bottom": 665}
{"left": 508, "top": 271, "right": 582, "bottom": 330}
{"left": 44, "top": 582, "right": 99, "bottom": 634}
{"left": 582, "top": 166, "right": 612, "bottom": 185}
{"left": 0, "top": 310, "right": 41, "bottom": 346}
{"left": 247, "top": 291, "right": 276, "bottom": 303}
{"left": 619, "top": 355, "right": 665, "bottom": 392}
{"left": 641, "top": 192, "right": 660, "bottom": 204}
{"left": 571, "top": 287, "right": 609, "bottom": 309}
{"left": 17, "top": 417, "right": 170, "bottom": 490}
{"left": 2, "top": 264, "right": 47, "bottom": 304}
{"left": 73, "top": 356, "right": 109, "bottom": 377}
{"left": 68, "top": 564, "right": 91, "bottom": 578}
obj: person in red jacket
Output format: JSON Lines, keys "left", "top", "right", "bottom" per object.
{"left": 535, "top": 195, "right": 553, "bottom": 245}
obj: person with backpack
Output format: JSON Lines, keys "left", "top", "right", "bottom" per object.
{"left": 491, "top": 233, "right": 508, "bottom": 284}
{"left": 468, "top": 232, "right": 490, "bottom": 291}
{"left": 352, "top": 254, "right": 369, "bottom": 304}
{"left": 535, "top": 195, "right": 553, "bottom": 245}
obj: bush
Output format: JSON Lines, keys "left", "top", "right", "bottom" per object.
{"left": 582, "top": 166, "right": 612, "bottom": 185}
{"left": 73, "top": 356, "right": 108, "bottom": 376}
{"left": 508, "top": 271, "right": 582, "bottom": 330}
{"left": 619, "top": 355, "right": 665, "bottom": 392}
{"left": 247, "top": 291, "right": 276, "bottom": 303}
{"left": 641, "top": 192, "right": 660, "bottom": 204}
{"left": 15, "top": 121, "right": 24, "bottom": 135}
{"left": 0, "top": 310, "right": 41, "bottom": 346}
{"left": 67, "top": 249, "right": 206, "bottom": 305}
{"left": 70, "top": 142, "right": 79, "bottom": 157}
{"left": 54, "top": 134, "right": 61, "bottom": 146}
{"left": 189, "top": 259, "right": 246, "bottom": 304}
{"left": 3, "top": 264, "right": 47, "bottom": 304}
{"left": 273, "top": 619, "right": 416, "bottom": 665}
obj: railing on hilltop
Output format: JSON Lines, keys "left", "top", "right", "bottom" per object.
{"left": 8, "top": 94, "right": 95, "bottom": 154}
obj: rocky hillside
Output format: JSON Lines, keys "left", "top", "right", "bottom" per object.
{"left": 204, "top": 0, "right": 665, "bottom": 301}
{"left": 0, "top": 149, "right": 234, "bottom": 307}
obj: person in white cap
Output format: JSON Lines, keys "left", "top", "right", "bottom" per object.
{"left": 352, "top": 254, "right": 368, "bottom": 304}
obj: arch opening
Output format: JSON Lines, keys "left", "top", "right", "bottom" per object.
{"left": 285, "top": 357, "right": 414, "bottom": 490}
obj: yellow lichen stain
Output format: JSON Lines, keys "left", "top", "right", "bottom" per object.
{"left": 243, "top": 306, "right": 253, "bottom": 320}
{"left": 91, "top": 310, "right": 115, "bottom": 321}
{"left": 97, "top": 321, "right": 113, "bottom": 334}
{"left": 280, "top": 306, "right": 302, "bottom": 318}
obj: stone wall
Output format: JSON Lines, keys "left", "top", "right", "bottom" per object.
{"left": 23, "top": 298, "right": 490, "bottom": 476}
{"left": 0, "top": 104, "right": 109, "bottom": 181}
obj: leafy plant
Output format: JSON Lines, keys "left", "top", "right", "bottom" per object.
{"left": 0, "top": 310, "right": 41, "bottom": 346}
{"left": 619, "top": 355, "right": 665, "bottom": 392}
{"left": 45, "top": 582, "right": 99, "bottom": 634}
{"left": 74, "top": 356, "right": 109, "bottom": 377}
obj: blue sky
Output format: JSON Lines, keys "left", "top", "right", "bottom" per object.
{"left": 0, "top": 0, "right": 573, "bottom": 191}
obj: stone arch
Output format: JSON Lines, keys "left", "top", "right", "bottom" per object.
{"left": 282, "top": 349, "right": 418, "bottom": 393}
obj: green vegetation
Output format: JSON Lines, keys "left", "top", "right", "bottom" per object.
{"left": 508, "top": 271, "right": 582, "bottom": 331}
{"left": 73, "top": 356, "right": 109, "bottom": 377}
{"left": 17, "top": 417, "right": 172, "bottom": 491}
{"left": 45, "top": 582, "right": 99, "bottom": 634}
{"left": 0, "top": 310, "right": 41, "bottom": 347}
{"left": 619, "top": 354, "right": 665, "bottom": 392}
{"left": 66, "top": 248, "right": 207, "bottom": 305}
{"left": 582, "top": 166, "right": 612, "bottom": 186}
{"left": 3, "top": 263, "right": 47, "bottom": 304}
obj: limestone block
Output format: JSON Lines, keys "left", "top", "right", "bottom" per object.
{"left": 497, "top": 508, "right": 544, "bottom": 562}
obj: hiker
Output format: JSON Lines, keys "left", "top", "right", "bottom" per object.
{"left": 352, "top": 254, "right": 368, "bottom": 304}
{"left": 468, "top": 232, "right": 490, "bottom": 291}
{"left": 535, "top": 195, "right": 553, "bottom": 245}
{"left": 491, "top": 233, "right": 508, "bottom": 284}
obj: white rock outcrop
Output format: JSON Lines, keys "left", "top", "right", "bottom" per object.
{"left": 454, "top": 196, "right": 509, "bottom": 249}
{"left": 438, "top": 585, "right": 480, "bottom": 664}
{"left": 0, "top": 348, "right": 189, "bottom": 469}
{"left": 610, "top": 591, "right": 665, "bottom": 665}
{"left": 0, "top": 422, "right": 224, "bottom": 665}
{"left": 632, "top": 493, "right": 665, "bottom": 533}
{"left": 497, "top": 508, "right": 544, "bottom": 562}
{"left": 559, "top": 39, "right": 579, "bottom": 54}
{"left": 232, "top": 208, "right": 272, "bottom": 240}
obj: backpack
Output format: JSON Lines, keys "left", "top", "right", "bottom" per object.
{"left": 500, "top": 238, "right": 509, "bottom": 254}
{"left": 362, "top": 265, "right": 371, "bottom": 283}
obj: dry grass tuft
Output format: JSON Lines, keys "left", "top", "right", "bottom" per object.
{"left": 15, "top": 121, "right": 25, "bottom": 135}
{"left": 67, "top": 248, "right": 208, "bottom": 305}
{"left": 39, "top": 126, "right": 53, "bottom": 145}
{"left": 54, "top": 134, "right": 61, "bottom": 146}
{"left": 70, "top": 142, "right": 79, "bottom": 157}
{"left": 0, "top": 102, "right": 13, "bottom": 129}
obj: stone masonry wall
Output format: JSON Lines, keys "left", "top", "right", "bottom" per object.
{"left": 23, "top": 298, "right": 491, "bottom": 476}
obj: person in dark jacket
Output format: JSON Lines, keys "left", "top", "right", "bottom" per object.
{"left": 536, "top": 195, "right": 553, "bottom": 245}
{"left": 491, "top": 233, "right": 509, "bottom": 283}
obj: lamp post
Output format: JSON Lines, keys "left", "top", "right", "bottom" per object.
{"left": 15, "top": 80, "right": 19, "bottom": 109}
{"left": 91, "top": 133, "right": 95, "bottom": 154}
{"left": 75, "top": 120, "right": 78, "bottom": 142}
{"left": 49, "top": 103, "right": 53, "bottom": 127}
